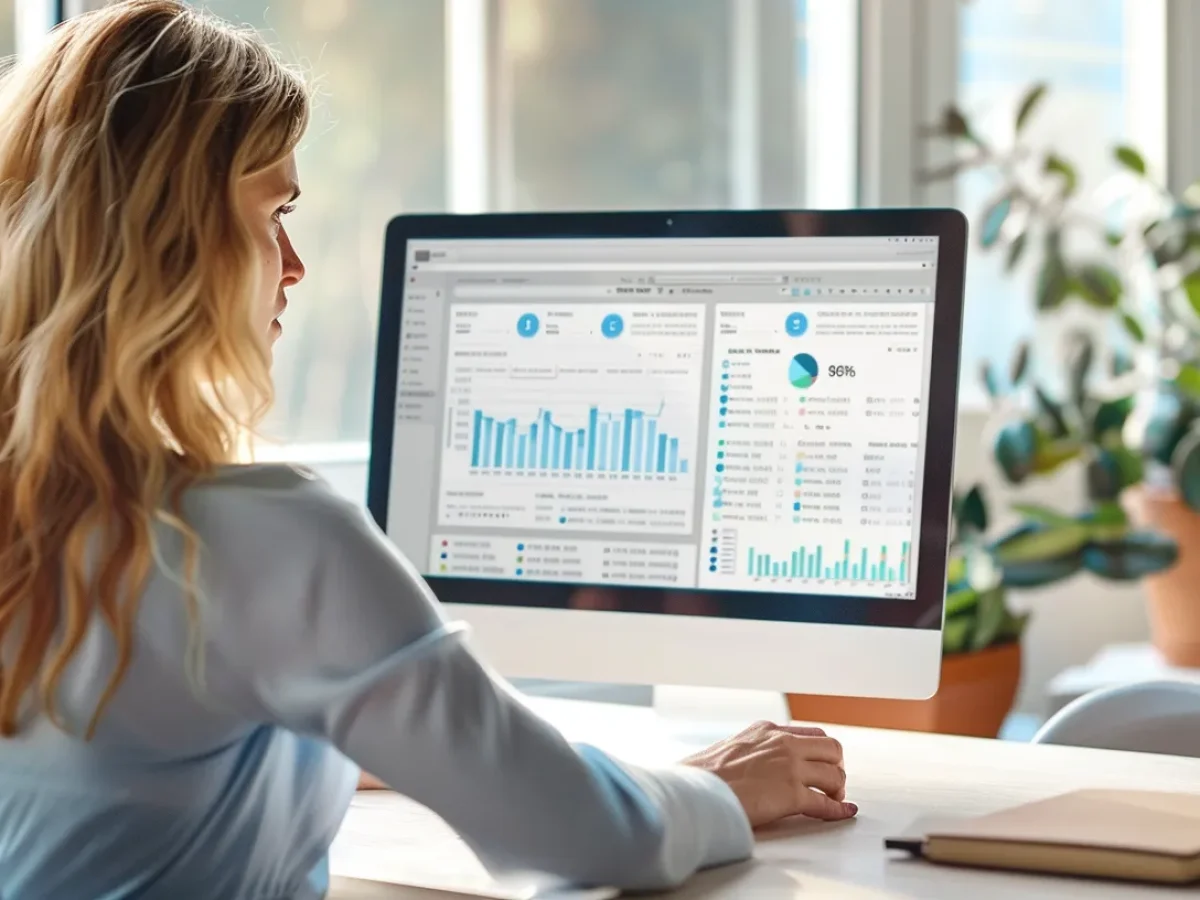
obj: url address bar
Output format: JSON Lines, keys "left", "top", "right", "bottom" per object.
{"left": 421, "top": 261, "right": 930, "bottom": 272}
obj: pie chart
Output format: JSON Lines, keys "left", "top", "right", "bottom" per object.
{"left": 789, "top": 352, "right": 819, "bottom": 389}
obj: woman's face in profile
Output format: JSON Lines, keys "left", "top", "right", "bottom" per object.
{"left": 237, "top": 152, "right": 306, "bottom": 347}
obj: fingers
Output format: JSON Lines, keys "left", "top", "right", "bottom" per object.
{"left": 778, "top": 724, "right": 827, "bottom": 737}
{"left": 796, "top": 760, "right": 847, "bottom": 802}
{"left": 795, "top": 786, "right": 858, "bottom": 821}
{"left": 782, "top": 733, "right": 843, "bottom": 765}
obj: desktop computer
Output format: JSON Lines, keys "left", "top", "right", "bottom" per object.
{"left": 366, "top": 210, "right": 966, "bottom": 701}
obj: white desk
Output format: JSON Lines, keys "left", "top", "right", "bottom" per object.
{"left": 330, "top": 696, "right": 1200, "bottom": 899}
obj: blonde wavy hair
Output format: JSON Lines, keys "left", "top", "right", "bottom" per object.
{"left": 0, "top": 0, "right": 309, "bottom": 737}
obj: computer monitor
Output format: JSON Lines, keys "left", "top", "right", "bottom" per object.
{"left": 367, "top": 210, "right": 966, "bottom": 700}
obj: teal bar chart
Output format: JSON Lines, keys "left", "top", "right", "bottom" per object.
{"left": 746, "top": 539, "right": 911, "bottom": 583}
{"left": 469, "top": 405, "right": 689, "bottom": 475}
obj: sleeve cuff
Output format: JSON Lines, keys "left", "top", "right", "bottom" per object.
{"left": 618, "top": 762, "right": 755, "bottom": 884}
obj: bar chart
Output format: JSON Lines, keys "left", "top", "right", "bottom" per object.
{"left": 437, "top": 301, "right": 704, "bottom": 534}
{"left": 745, "top": 538, "right": 911, "bottom": 583}
{"left": 468, "top": 403, "right": 690, "bottom": 475}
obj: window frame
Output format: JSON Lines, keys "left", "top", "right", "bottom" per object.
{"left": 475, "top": 0, "right": 850, "bottom": 214}
{"left": 43, "top": 0, "right": 1196, "bottom": 469}
{"left": 861, "top": 0, "right": 1174, "bottom": 412}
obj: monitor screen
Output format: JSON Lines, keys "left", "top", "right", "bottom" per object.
{"left": 383, "top": 235, "right": 938, "bottom": 605}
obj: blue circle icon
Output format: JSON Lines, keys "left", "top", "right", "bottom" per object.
{"left": 785, "top": 312, "right": 808, "bottom": 337}
{"left": 517, "top": 313, "right": 540, "bottom": 337}
{"left": 601, "top": 313, "right": 624, "bottom": 338}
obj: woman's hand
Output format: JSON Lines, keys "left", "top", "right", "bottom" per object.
{"left": 680, "top": 721, "right": 856, "bottom": 827}
{"left": 357, "top": 771, "right": 389, "bottom": 791}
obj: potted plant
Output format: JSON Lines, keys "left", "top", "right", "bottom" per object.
{"left": 787, "top": 484, "right": 1021, "bottom": 738}
{"left": 920, "top": 83, "right": 1200, "bottom": 666}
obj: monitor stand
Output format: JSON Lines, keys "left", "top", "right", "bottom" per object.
{"left": 651, "top": 684, "right": 791, "bottom": 744}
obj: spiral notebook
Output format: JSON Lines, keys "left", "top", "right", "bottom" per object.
{"left": 887, "top": 789, "right": 1200, "bottom": 885}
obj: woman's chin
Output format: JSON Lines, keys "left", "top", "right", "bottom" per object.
{"left": 269, "top": 319, "right": 283, "bottom": 341}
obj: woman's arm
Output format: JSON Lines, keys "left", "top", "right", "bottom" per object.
{"left": 195, "top": 473, "right": 754, "bottom": 891}
{"left": 356, "top": 771, "right": 388, "bottom": 791}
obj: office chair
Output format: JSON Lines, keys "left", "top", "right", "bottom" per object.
{"left": 1032, "top": 679, "right": 1200, "bottom": 758}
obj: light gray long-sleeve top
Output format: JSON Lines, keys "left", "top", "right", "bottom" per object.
{"left": 0, "top": 465, "right": 753, "bottom": 899}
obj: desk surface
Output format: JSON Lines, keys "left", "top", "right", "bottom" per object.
{"left": 330, "top": 696, "right": 1200, "bottom": 899}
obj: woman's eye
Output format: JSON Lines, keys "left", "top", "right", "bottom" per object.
{"left": 271, "top": 204, "right": 296, "bottom": 228}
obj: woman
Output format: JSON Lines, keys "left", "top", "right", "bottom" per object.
{"left": 0, "top": 2, "right": 856, "bottom": 897}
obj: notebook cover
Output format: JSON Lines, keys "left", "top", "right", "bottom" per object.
{"left": 925, "top": 789, "right": 1200, "bottom": 858}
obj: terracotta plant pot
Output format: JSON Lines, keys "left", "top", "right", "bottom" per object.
{"left": 785, "top": 641, "right": 1022, "bottom": 738}
{"left": 1125, "top": 485, "right": 1200, "bottom": 667}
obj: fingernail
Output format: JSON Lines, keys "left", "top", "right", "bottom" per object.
{"left": 845, "top": 802, "right": 859, "bottom": 815}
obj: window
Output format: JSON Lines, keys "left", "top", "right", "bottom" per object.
{"left": 493, "top": 0, "right": 734, "bottom": 211}
{"left": 954, "top": 0, "right": 1140, "bottom": 401}
{"left": 196, "top": 0, "right": 447, "bottom": 445}
{"left": 1, "top": 0, "right": 15, "bottom": 58}
{"left": 190, "top": 0, "right": 844, "bottom": 447}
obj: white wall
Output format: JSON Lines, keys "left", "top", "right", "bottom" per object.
{"left": 303, "top": 408, "right": 1151, "bottom": 718}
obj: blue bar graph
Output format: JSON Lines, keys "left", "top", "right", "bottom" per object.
{"left": 469, "top": 404, "right": 689, "bottom": 474}
{"left": 746, "top": 540, "right": 911, "bottom": 584}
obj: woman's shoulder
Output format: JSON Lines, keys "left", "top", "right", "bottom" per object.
{"left": 181, "top": 463, "right": 367, "bottom": 543}
{"left": 201, "top": 461, "right": 328, "bottom": 491}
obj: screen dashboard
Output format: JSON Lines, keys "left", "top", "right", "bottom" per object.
{"left": 383, "top": 235, "right": 940, "bottom": 606}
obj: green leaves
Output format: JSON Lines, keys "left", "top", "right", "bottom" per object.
{"left": 994, "top": 421, "right": 1038, "bottom": 483}
{"left": 941, "top": 551, "right": 1021, "bottom": 656}
{"left": 1043, "top": 153, "right": 1078, "bottom": 196}
{"left": 1171, "top": 427, "right": 1200, "bottom": 512}
{"left": 1111, "top": 349, "right": 1135, "bottom": 376}
{"left": 1074, "top": 263, "right": 1122, "bottom": 309}
{"left": 1175, "top": 365, "right": 1200, "bottom": 401}
{"left": 1005, "top": 230, "right": 1029, "bottom": 271}
{"left": 986, "top": 494, "right": 1176, "bottom": 589}
{"left": 1114, "top": 145, "right": 1147, "bottom": 176}
{"left": 1065, "top": 333, "right": 1094, "bottom": 408}
{"left": 1033, "top": 386, "right": 1070, "bottom": 438}
{"left": 979, "top": 360, "right": 1002, "bottom": 399}
{"left": 954, "top": 485, "right": 989, "bottom": 536}
{"left": 980, "top": 194, "right": 1014, "bottom": 248}
{"left": 1009, "top": 341, "right": 1031, "bottom": 386}
{"left": 1121, "top": 312, "right": 1145, "bottom": 343}
{"left": 1000, "top": 554, "right": 1084, "bottom": 589}
{"left": 998, "top": 609, "right": 1032, "bottom": 644}
{"left": 970, "top": 588, "right": 1008, "bottom": 652}
{"left": 994, "top": 521, "right": 1091, "bottom": 565}
{"left": 1139, "top": 388, "right": 1191, "bottom": 467}
{"left": 1032, "top": 436, "right": 1084, "bottom": 474}
{"left": 1090, "top": 395, "right": 1134, "bottom": 440}
{"left": 943, "top": 614, "right": 974, "bottom": 655}
{"left": 1010, "top": 504, "right": 1075, "bottom": 527}
{"left": 1036, "top": 233, "right": 1070, "bottom": 310}
{"left": 990, "top": 520, "right": 1085, "bottom": 589}
{"left": 1086, "top": 446, "right": 1143, "bottom": 503}
{"left": 938, "top": 106, "right": 974, "bottom": 141}
{"left": 1183, "top": 272, "right": 1200, "bottom": 319}
{"left": 1015, "top": 83, "right": 1048, "bottom": 133}
{"left": 1082, "top": 531, "right": 1177, "bottom": 580}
